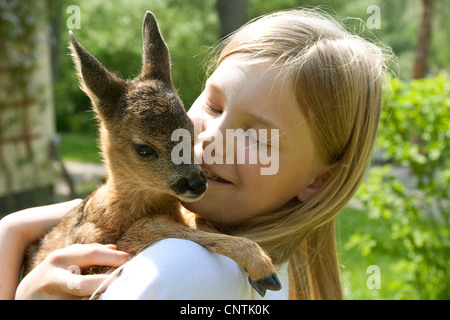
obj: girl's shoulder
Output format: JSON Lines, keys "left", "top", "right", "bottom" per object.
{"left": 100, "top": 238, "right": 252, "bottom": 299}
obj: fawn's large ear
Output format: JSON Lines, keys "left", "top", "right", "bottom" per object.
{"left": 140, "top": 11, "right": 172, "bottom": 84}
{"left": 69, "top": 31, "right": 126, "bottom": 118}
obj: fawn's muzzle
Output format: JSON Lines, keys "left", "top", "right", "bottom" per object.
{"left": 170, "top": 169, "right": 207, "bottom": 200}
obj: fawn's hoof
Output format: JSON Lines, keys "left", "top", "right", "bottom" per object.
{"left": 248, "top": 273, "right": 282, "bottom": 297}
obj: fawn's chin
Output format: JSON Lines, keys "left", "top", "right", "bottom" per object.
{"left": 176, "top": 192, "right": 206, "bottom": 203}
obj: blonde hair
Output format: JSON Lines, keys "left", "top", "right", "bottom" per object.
{"left": 208, "top": 9, "right": 391, "bottom": 299}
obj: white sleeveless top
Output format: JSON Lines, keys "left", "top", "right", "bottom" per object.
{"left": 99, "top": 238, "right": 289, "bottom": 300}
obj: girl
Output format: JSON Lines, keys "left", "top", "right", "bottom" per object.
{"left": 0, "top": 8, "right": 390, "bottom": 299}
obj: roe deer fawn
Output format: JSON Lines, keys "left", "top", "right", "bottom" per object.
{"left": 24, "top": 11, "right": 281, "bottom": 298}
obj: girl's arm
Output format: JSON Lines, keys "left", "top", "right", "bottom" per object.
{"left": 0, "top": 200, "right": 130, "bottom": 300}
{"left": 0, "top": 199, "right": 82, "bottom": 299}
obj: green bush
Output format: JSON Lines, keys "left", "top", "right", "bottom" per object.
{"left": 348, "top": 74, "right": 450, "bottom": 299}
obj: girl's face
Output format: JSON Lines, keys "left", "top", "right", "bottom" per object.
{"left": 184, "top": 55, "right": 331, "bottom": 227}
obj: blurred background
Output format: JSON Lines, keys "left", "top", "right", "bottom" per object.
{"left": 0, "top": 0, "right": 448, "bottom": 299}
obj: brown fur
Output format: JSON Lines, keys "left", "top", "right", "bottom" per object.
{"left": 24, "top": 11, "right": 280, "bottom": 297}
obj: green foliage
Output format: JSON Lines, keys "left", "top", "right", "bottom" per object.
{"left": 379, "top": 75, "right": 450, "bottom": 186}
{"left": 55, "top": 0, "right": 218, "bottom": 133}
{"left": 348, "top": 74, "right": 450, "bottom": 299}
{"left": 54, "top": 0, "right": 450, "bottom": 133}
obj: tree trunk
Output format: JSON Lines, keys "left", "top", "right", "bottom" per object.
{"left": 413, "top": 0, "right": 435, "bottom": 79}
{"left": 216, "top": 0, "right": 249, "bottom": 38}
{"left": 48, "top": 1, "right": 63, "bottom": 83}
{"left": 0, "top": 1, "right": 56, "bottom": 214}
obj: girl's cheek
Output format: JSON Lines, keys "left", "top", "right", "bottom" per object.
{"left": 246, "top": 141, "right": 259, "bottom": 166}
{"left": 237, "top": 147, "right": 267, "bottom": 185}
{"left": 187, "top": 103, "right": 202, "bottom": 123}
{"left": 247, "top": 139, "right": 280, "bottom": 177}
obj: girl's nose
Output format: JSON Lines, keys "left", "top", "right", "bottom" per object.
{"left": 196, "top": 119, "right": 232, "bottom": 164}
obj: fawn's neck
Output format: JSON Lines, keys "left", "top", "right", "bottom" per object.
{"left": 86, "top": 178, "right": 181, "bottom": 233}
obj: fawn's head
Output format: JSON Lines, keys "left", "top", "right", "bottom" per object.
{"left": 69, "top": 11, "right": 206, "bottom": 202}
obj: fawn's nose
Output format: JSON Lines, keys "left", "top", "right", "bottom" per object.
{"left": 187, "top": 178, "right": 206, "bottom": 192}
{"left": 170, "top": 170, "right": 207, "bottom": 199}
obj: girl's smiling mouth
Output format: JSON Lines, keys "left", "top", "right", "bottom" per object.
{"left": 201, "top": 165, "right": 232, "bottom": 184}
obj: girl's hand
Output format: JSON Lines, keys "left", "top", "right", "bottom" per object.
{"left": 15, "top": 243, "right": 130, "bottom": 300}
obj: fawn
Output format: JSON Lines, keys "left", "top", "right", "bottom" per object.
{"left": 24, "top": 11, "right": 281, "bottom": 298}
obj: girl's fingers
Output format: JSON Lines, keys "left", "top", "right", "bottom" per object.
{"left": 48, "top": 244, "right": 130, "bottom": 298}
{"left": 63, "top": 272, "right": 119, "bottom": 297}
{"left": 48, "top": 243, "right": 131, "bottom": 269}
{"left": 16, "top": 244, "right": 130, "bottom": 300}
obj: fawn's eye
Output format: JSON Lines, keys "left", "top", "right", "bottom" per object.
{"left": 134, "top": 144, "right": 158, "bottom": 158}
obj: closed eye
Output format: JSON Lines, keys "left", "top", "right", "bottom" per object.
{"left": 202, "top": 82, "right": 225, "bottom": 115}
{"left": 204, "top": 101, "right": 222, "bottom": 115}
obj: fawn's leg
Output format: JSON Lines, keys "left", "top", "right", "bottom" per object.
{"left": 116, "top": 215, "right": 281, "bottom": 295}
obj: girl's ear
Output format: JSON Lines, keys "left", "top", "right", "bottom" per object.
{"left": 297, "top": 162, "right": 339, "bottom": 202}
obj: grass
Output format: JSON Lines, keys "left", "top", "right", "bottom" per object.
{"left": 57, "top": 131, "right": 408, "bottom": 299}
{"left": 59, "top": 132, "right": 102, "bottom": 163}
